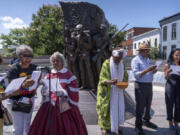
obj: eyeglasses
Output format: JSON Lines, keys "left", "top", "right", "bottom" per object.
{"left": 22, "top": 54, "right": 33, "bottom": 58}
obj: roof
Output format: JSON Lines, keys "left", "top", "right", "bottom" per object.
{"left": 159, "top": 12, "right": 180, "bottom": 22}
{"left": 126, "top": 27, "right": 156, "bottom": 30}
{"left": 125, "top": 27, "right": 157, "bottom": 33}
{"left": 133, "top": 28, "right": 160, "bottom": 40}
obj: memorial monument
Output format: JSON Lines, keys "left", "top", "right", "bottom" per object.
{"left": 60, "top": 2, "right": 112, "bottom": 89}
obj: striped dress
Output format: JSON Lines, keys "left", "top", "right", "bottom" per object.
{"left": 28, "top": 68, "right": 88, "bottom": 135}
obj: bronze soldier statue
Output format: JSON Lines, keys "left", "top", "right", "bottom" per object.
{"left": 67, "top": 31, "right": 82, "bottom": 87}
{"left": 74, "top": 24, "right": 96, "bottom": 89}
{"left": 92, "top": 24, "right": 112, "bottom": 83}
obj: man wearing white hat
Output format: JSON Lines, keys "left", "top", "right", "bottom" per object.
{"left": 131, "top": 43, "right": 158, "bottom": 135}
{"left": 97, "top": 47, "right": 128, "bottom": 135}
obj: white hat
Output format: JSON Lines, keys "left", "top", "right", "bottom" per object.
{"left": 112, "top": 49, "right": 127, "bottom": 58}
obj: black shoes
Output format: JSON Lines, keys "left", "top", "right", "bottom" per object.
{"left": 135, "top": 127, "right": 146, "bottom": 135}
{"left": 143, "top": 120, "right": 158, "bottom": 129}
{"left": 135, "top": 121, "right": 157, "bottom": 135}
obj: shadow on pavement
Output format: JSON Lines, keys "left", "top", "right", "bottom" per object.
{"left": 122, "top": 126, "right": 177, "bottom": 135}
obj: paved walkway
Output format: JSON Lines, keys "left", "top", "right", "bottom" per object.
{"left": 3, "top": 86, "right": 101, "bottom": 135}
{"left": 3, "top": 83, "right": 178, "bottom": 135}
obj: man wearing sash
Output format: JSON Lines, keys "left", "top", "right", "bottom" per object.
{"left": 97, "top": 48, "right": 128, "bottom": 135}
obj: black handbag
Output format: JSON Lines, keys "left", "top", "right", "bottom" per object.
{"left": 12, "top": 101, "right": 32, "bottom": 113}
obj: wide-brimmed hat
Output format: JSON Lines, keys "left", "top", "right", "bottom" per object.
{"left": 137, "top": 43, "right": 150, "bottom": 51}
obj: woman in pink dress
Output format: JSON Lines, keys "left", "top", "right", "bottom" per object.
{"left": 28, "top": 52, "right": 88, "bottom": 135}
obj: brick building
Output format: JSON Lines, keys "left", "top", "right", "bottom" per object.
{"left": 122, "top": 27, "right": 156, "bottom": 56}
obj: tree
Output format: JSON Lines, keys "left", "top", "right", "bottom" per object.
{"left": 0, "top": 28, "right": 27, "bottom": 56}
{"left": 149, "top": 47, "right": 160, "bottom": 59}
{"left": 0, "top": 28, "right": 27, "bottom": 47}
{"left": 108, "top": 24, "right": 125, "bottom": 48}
{"left": 26, "top": 5, "right": 64, "bottom": 55}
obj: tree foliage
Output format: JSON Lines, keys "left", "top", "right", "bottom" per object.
{"left": 26, "top": 5, "right": 64, "bottom": 55}
{"left": 108, "top": 24, "right": 125, "bottom": 48}
{"left": 149, "top": 47, "right": 160, "bottom": 59}
{"left": 0, "top": 28, "right": 27, "bottom": 56}
{"left": 0, "top": 28, "right": 27, "bottom": 47}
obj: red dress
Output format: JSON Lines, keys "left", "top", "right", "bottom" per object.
{"left": 28, "top": 68, "right": 88, "bottom": 135}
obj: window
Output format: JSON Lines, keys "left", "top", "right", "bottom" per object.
{"left": 127, "top": 32, "right": 134, "bottom": 39}
{"left": 171, "top": 23, "right": 176, "bottom": 40}
{"left": 131, "top": 32, "right": 134, "bottom": 37}
{"left": 134, "top": 43, "right": 136, "bottom": 49}
{"left": 128, "top": 45, "right": 133, "bottom": 50}
{"left": 171, "top": 45, "right": 176, "bottom": 51}
{"left": 163, "top": 46, "right": 167, "bottom": 59}
{"left": 125, "top": 34, "right": 128, "bottom": 40}
{"left": 154, "top": 38, "right": 157, "bottom": 47}
{"left": 163, "top": 26, "right": 167, "bottom": 41}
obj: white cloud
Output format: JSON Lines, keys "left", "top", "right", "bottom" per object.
{"left": 0, "top": 16, "right": 28, "bottom": 30}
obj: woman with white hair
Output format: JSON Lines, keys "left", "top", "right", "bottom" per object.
{"left": 4, "top": 45, "right": 37, "bottom": 135}
{"left": 28, "top": 52, "right": 88, "bottom": 135}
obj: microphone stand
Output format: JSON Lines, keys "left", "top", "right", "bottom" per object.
{"left": 41, "top": 67, "right": 52, "bottom": 135}
{"left": 37, "top": 66, "right": 52, "bottom": 135}
{"left": 46, "top": 67, "right": 52, "bottom": 135}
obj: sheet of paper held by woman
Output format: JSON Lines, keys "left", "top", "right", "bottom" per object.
{"left": 0, "top": 71, "right": 41, "bottom": 100}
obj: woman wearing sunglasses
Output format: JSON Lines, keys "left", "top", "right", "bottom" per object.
{"left": 4, "top": 45, "right": 37, "bottom": 135}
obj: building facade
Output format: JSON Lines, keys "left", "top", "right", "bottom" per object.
{"left": 122, "top": 27, "right": 156, "bottom": 56}
{"left": 159, "top": 12, "right": 180, "bottom": 59}
{"left": 132, "top": 28, "right": 160, "bottom": 55}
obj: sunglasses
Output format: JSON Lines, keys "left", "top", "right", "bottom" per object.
{"left": 22, "top": 54, "right": 33, "bottom": 58}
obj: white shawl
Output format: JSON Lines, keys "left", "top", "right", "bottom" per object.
{"left": 110, "top": 56, "right": 125, "bottom": 134}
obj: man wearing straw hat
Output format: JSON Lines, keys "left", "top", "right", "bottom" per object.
{"left": 131, "top": 43, "right": 158, "bottom": 135}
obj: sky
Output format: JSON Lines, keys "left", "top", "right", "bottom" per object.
{"left": 0, "top": 0, "right": 180, "bottom": 36}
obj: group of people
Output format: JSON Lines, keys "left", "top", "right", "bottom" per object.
{"left": 1, "top": 45, "right": 88, "bottom": 135}
{"left": 0, "top": 42, "right": 180, "bottom": 135}
{"left": 97, "top": 43, "right": 180, "bottom": 135}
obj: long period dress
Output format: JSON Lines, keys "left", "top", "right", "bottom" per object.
{"left": 28, "top": 68, "right": 88, "bottom": 135}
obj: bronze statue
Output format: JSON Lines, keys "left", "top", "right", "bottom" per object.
{"left": 64, "top": 26, "right": 82, "bottom": 87}
{"left": 74, "top": 24, "right": 96, "bottom": 89}
{"left": 92, "top": 24, "right": 112, "bottom": 83}
{"left": 60, "top": 2, "right": 111, "bottom": 90}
